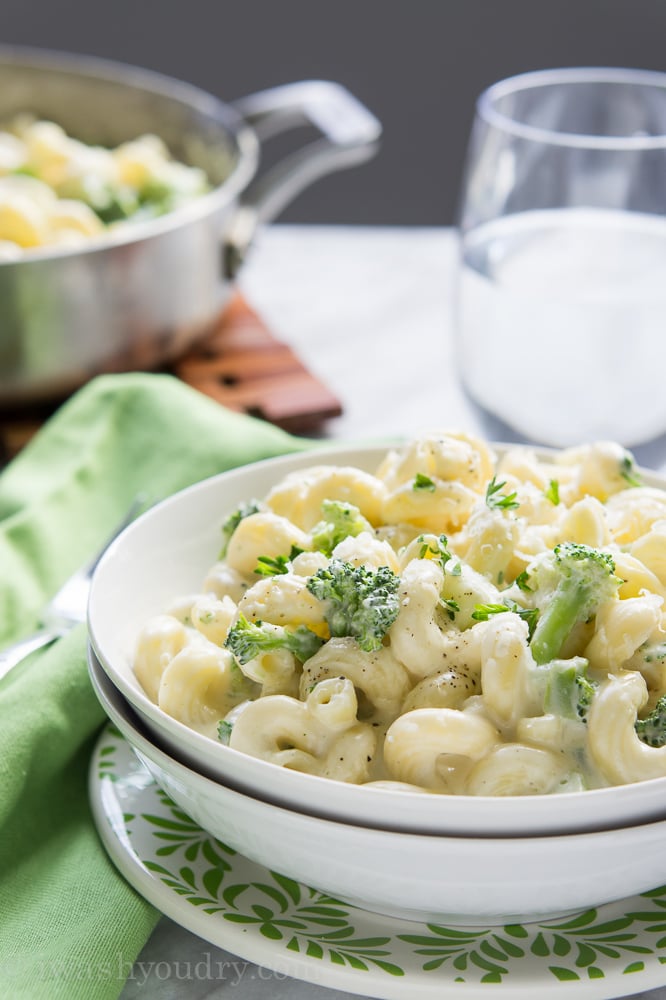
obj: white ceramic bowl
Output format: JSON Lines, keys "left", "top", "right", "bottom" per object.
{"left": 88, "top": 443, "right": 666, "bottom": 837}
{"left": 88, "top": 646, "right": 666, "bottom": 926}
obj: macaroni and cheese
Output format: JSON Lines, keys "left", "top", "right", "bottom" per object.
{"left": 133, "top": 431, "right": 666, "bottom": 796}
{"left": 0, "top": 116, "right": 208, "bottom": 257}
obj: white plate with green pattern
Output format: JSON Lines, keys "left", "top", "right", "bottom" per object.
{"left": 90, "top": 725, "right": 666, "bottom": 999}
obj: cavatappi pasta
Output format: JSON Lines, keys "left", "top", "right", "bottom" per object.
{"left": 0, "top": 116, "right": 208, "bottom": 257}
{"left": 133, "top": 431, "right": 666, "bottom": 796}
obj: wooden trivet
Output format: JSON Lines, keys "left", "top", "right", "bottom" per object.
{"left": 172, "top": 294, "right": 343, "bottom": 433}
{"left": 0, "top": 295, "right": 343, "bottom": 462}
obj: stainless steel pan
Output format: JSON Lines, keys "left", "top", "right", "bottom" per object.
{"left": 0, "top": 47, "right": 381, "bottom": 404}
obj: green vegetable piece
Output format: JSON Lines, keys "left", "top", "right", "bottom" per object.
{"left": 544, "top": 479, "right": 560, "bottom": 505}
{"left": 225, "top": 614, "right": 323, "bottom": 665}
{"left": 306, "top": 558, "right": 400, "bottom": 652}
{"left": 529, "top": 542, "right": 621, "bottom": 666}
{"left": 471, "top": 600, "right": 539, "bottom": 638}
{"left": 254, "top": 545, "right": 304, "bottom": 577}
{"left": 138, "top": 177, "right": 175, "bottom": 214}
{"left": 310, "top": 499, "right": 371, "bottom": 557}
{"left": 217, "top": 720, "right": 233, "bottom": 745}
{"left": 417, "top": 533, "right": 460, "bottom": 575}
{"left": 219, "top": 500, "right": 261, "bottom": 557}
{"left": 439, "top": 597, "right": 460, "bottom": 621}
{"left": 413, "top": 473, "right": 436, "bottom": 492}
{"left": 485, "top": 476, "right": 520, "bottom": 511}
{"left": 544, "top": 658, "right": 597, "bottom": 723}
{"left": 642, "top": 642, "right": 666, "bottom": 664}
{"left": 635, "top": 694, "right": 666, "bottom": 747}
{"left": 91, "top": 185, "right": 140, "bottom": 224}
{"left": 620, "top": 454, "right": 642, "bottom": 488}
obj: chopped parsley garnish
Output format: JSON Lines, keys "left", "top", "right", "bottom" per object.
{"left": 471, "top": 600, "right": 539, "bottom": 638}
{"left": 413, "top": 473, "right": 436, "bottom": 492}
{"left": 515, "top": 570, "right": 533, "bottom": 593}
{"left": 439, "top": 597, "right": 460, "bottom": 621}
{"left": 544, "top": 479, "right": 560, "bottom": 505}
{"left": 417, "top": 534, "right": 461, "bottom": 574}
{"left": 485, "top": 476, "right": 520, "bottom": 511}
{"left": 254, "top": 545, "right": 304, "bottom": 576}
{"left": 620, "top": 455, "right": 642, "bottom": 488}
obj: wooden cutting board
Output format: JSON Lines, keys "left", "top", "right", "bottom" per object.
{"left": 0, "top": 295, "right": 343, "bottom": 462}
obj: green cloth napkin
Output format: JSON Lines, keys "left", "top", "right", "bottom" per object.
{"left": 0, "top": 373, "right": 309, "bottom": 1000}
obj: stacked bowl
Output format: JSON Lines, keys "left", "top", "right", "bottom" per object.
{"left": 88, "top": 444, "right": 666, "bottom": 927}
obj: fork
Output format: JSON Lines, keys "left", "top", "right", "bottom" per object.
{"left": 0, "top": 496, "right": 146, "bottom": 682}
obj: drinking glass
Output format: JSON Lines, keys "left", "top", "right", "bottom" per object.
{"left": 454, "top": 68, "right": 666, "bottom": 447}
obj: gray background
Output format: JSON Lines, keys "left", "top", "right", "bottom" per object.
{"left": 0, "top": 0, "right": 664, "bottom": 224}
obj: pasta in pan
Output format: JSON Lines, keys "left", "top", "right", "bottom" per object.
{"left": 0, "top": 116, "right": 208, "bottom": 257}
{"left": 133, "top": 429, "right": 666, "bottom": 796}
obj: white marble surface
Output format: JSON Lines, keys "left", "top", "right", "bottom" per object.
{"left": 118, "top": 225, "right": 666, "bottom": 1000}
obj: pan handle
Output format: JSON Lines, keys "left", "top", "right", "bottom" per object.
{"left": 224, "top": 80, "right": 381, "bottom": 278}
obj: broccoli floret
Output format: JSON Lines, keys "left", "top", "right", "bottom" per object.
{"left": 528, "top": 542, "right": 621, "bottom": 665}
{"left": 219, "top": 500, "right": 262, "bottom": 557}
{"left": 225, "top": 614, "right": 323, "bottom": 664}
{"left": 635, "top": 694, "right": 666, "bottom": 747}
{"left": 306, "top": 558, "right": 400, "bottom": 652}
{"left": 543, "top": 658, "right": 598, "bottom": 723}
{"left": 310, "top": 499, "right": 372, "bottom": 557}
{"left": 90, "top": 184, "right": 140, "bottom": 224}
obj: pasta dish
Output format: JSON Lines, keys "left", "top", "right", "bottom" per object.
{"left": 133, "top": 431, "right": 666, "bottom": 796}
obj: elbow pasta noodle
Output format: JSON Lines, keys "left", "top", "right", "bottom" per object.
{"left": 225, "top": 511, "right": 310, "bottom": 577}
{"left": 133, "top": 430, "right": 666, "bottom": 795}
{"left": 330, "top": 531, "right": 401, "bottom": 572}
{"left": 556, "top": 496, "right": 611, "bottom": 549}
{"left": 479, "top": 614, "right": 540, "bottom": 728}
{"left": 157, "top": 643, "right": 238, "bottom": 734}
{"left": 401, "top": 665, "right": 479, "bottom": 712}
{"left": 587, "top": 672, "right": 666, "bottom": 784}
{"left": 0, "top": 116, "right": 209, "bottom": 255}
{"left": 265, "top": 465, "right": 387, "bottom": 528}
{"left": 630, "top": 524, "right": 666, "bottom": 585}
{"left": 584, "top": 595, "right": 663, "bottom": 673}
{"left": 237, "top": 573, "right": 328, "bottom": 635}
{"left": 384, "top": 707, "right": 500, "bottom": 792}
{"left": 190, "top": 594, "right": 237, "bottom": 646}
{"left": 229, "top": 678, "right": 377, "bottom": 783}
{"left": 605, "top": 487, "right": 666, "bottom": 545}
{"left": 300, "top": 637, "right": 411, "bottom": 723}
{"left": 134, "top": 614, "right": 189, "bottom": 702}
{"left": 451, "top": 505, "right": 520, "bottom": 583}
{"left": 465, "top": 744, "right": 573, "bottom": 796}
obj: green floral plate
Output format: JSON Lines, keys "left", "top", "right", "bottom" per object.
{"left": 90, "top": 724, "right": 666, "bottom": 999}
